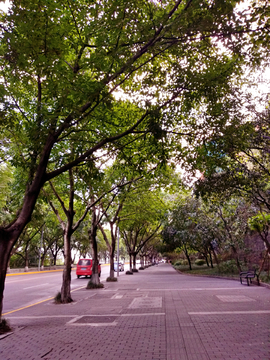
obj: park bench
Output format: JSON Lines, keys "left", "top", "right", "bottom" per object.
{"left": 239, "top": 269, "right": 260, "bottom": 286}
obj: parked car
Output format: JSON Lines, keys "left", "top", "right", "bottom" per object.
{"left": 114, "top": 262, "right": 124, "bottom": 272}
{"left": 76, "top": 259, "right": 101, "bottom": 278}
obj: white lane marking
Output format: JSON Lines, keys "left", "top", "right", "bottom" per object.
{"left": 23, "top": 283, "right": 49, "bottom": 290}
{"left": 128, "top": 297, "right": 162, "bottom": 309}
{"left": 145, "top": 287, "right": 255, "bottom": 291}
{"left": 70, "top": 322, "right": 117, "bottom": 327}
{"left": 216, "top": 295, "right": 255, "bottom": 302}
{"left": 6, "top": 315, "right": 78, "bottom": 319}
{"left": 111, "top": 294, "right": 123, "bottom": 299}
{"left": 67, "top": 315, "right": 118, "bottom": 327}
{"left": 67, "top": 312, "right": 166, "bottom": 326}
{"left": 121, "top": 313, "right": 165, "bottom": 316}
{"left": 189, "top": 310, "right": 270, "bottom": 315}
{"left": 8, "top": 313, "right": 165, "bottom": 320}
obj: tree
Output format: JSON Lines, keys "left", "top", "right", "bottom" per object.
{"left": 44, "top": 224, "right": 63, "bottom": 267}
{"left": 12, "top": 225, "right": 41, "bottom": 271}
{"left": 43, "top": 169, "right": 91, "bottom": 302}
{"left": 120, "top": 184, "right": 165, "bottom": 270}
{"left": 162, "top": 195, "right": 198, "bottom": 270}
{"left": 0, "top": 0, "right": 268, "bottom": 322}
{"left": 248, "top": 212, "right": 270, "bottom": 254}
{"left": 98, "top": 202, "right": 122, "bottom": 279}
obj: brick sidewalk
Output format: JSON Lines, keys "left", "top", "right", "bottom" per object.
{"left": 1, "top": 264, "right": 270, "bottom": 360}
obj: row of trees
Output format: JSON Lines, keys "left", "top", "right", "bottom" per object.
{"left": 162, "top": 194, "right": 259, "bottom": 270}
{"left": 162, "top": 95, "right": 270, "bottom": 275}
{"left": 0, "top": 0, "right": 269, "bottom": 324}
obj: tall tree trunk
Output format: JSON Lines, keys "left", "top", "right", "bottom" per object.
{"left": 210, "top": 242, "right": 220, "bottom": 271}
{"left": 109, "top": 224, "right": 117, "bottom": 278}
{"left": 132, "top": 253, "right": 137, "bottom": 269}
{"left": 183, "top": 244, "right": 192, "bottom": 270}
{"left": 109, "top": 250, "right": 115, "bottom": 278}
{"left": 0, "top": 236, "right": 13, "bottom": 323}
{"left": 60, "top": 230, "right": 73, "bottom": 303}
{"left": 129, "top": 254, "right": 132, "bottom": 271}
{"left": 203, "top": 252, "right": 209, "bottom": 267}
{"left": 230, "top": 245, "right": 241, "bottom": 272}
{"left": 98, "top": 223, "right": 116, "bottom": 278}
{"left": 89, "top": 208, "right": 100, "bottom": 285}
{"left": 209, "top": 250, "right": 213, "bottom": 268}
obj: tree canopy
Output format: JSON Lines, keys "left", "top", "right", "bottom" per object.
{"left": 1, "top": 0, "right": 270, "bottom": 321}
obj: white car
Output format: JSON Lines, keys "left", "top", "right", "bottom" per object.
{"left": 114, "top": 262, "right": 124, "bottom": 272}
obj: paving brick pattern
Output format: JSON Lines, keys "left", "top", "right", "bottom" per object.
{"left": 1, "top": 264, "right": 270, "bottom": 359}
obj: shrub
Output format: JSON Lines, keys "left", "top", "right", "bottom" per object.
{"left": 86, "top": 281, "right": 104, "bottom": 289}
{"left": 0, "top": 318, "right": 11, "bottom": 335}
{"left": 260, "top": 273, "right": 270, "bottom": 284}
{"left": 126, "top": 270, "right": 133, "bottom": 275}
{"left": 139, "top": 267, "right": 145, "bottom": 270}
{"left": 132, "top": 268, "right": 139, "bottom": 272}
{"left": 181, "top": 260, "right": 188, "bottom": 265}
{"left": 174, "top": 260, "right": 182, "bottom": 266}
{"left": 218, "top": 260, "right": 239, "bottom": 274}
{"left": 195, "top": 259, "right": 205, "bottom": 266}
{"left": 106, "top": 277, "right": 117, "bottom": 282}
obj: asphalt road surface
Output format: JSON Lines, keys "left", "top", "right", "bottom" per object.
{"left": 3, "top": 264, "right": 125, "bottom": 315}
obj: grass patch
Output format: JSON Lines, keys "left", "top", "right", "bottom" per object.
{"left": 86, "top": 281, "right": 104, "bottom": 289}
{"left": 174, "top": 264, "right": 239, "bottom": 279}
{"left": 106, "top": 277, "right": 117, "bottom": 282}
{"left": 0, "top": 318, "right": 12, "bottom": 335}
{"left": 174, "top": 263, "right": 270, "bottom": 284}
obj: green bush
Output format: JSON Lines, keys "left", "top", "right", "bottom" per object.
{"left": 174, "top": 260, "right": 182, "bottom": 266}
{"left": 126, "top": 270, "right": 133, "bottom": 275}
{"left": 181, "top": 260, "right": 188, "bottom": 266}
{"left": 259, "top": 273, "right": 270, "bottom": 284}
{"left": 195, "top": 259, "right": 205, "bottom": 266}
{"left": 218, "top": 260, "right": 238, "bottom": 274}
{"left": 106, "top": 277, "right": 117, "bottom": 282}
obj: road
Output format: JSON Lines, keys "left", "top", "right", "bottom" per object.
{"left": 3, "top": 264, "right": 125, "bottom": 315}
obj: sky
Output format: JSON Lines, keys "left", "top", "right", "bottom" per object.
{"left": 0, "top": 1, "right": 9, "bottom": 12}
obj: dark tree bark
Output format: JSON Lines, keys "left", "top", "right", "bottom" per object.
{"left": 183, "top": 243, "right": 192, "bottom": 270}
{"left": 209, "top": 249, "right": 214, "bottom": 268}
{"left": 61, "top": 227, "right": 73, "bottom": 303}
{"left": 89, "top": 205, "right": 100, "bottom": 285}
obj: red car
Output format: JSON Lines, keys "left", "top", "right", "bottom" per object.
{"left": 76, "top": 259, "right": 101, "bottom": 278}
